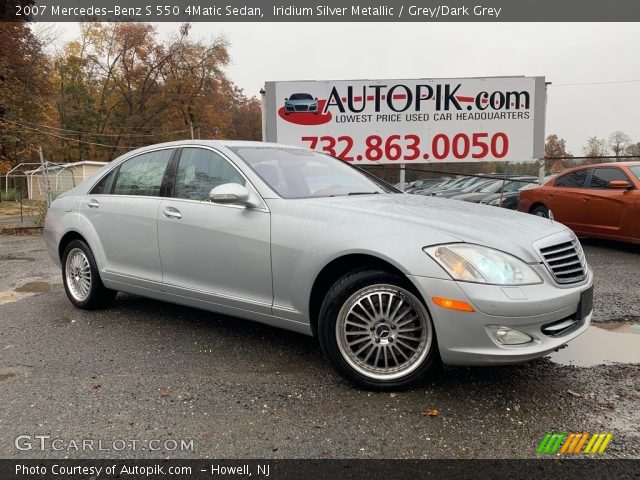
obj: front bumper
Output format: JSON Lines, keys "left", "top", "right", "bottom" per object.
{"left": 408, "top": 265, "right": 594, "bottom": 365}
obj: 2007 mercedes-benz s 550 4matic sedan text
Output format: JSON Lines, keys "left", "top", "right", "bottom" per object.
{"left": 44, "top": 141, "right": 594, "bottom": 389}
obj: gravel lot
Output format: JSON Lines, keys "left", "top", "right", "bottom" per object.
{"left": 0, "top": 234, "right": 638, "bottom": 459}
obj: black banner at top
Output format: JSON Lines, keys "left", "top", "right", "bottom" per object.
{"left": 2, "top": 0, "right": 640, "bottom": 22}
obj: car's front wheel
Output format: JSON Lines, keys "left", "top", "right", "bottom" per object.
{"left": 318, "top": 269, "right": 439, "bottom": 390}
{"left": 531, "top": 205, "right": 550, "bottom": 218}
{"left": 62, "top": 240, "right": 116, "bottom": 310}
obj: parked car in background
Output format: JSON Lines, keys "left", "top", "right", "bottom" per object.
{"left": 413, "top": 176, "right": 469, "bottom": 196}
{"left": 434, "top": 178, "right": 496, "bottom": 198}
{"left": 481, "top": 190, "right": 522, "bottom": 210}
{"left": 44, "top": 140, "right": 594, "bottom": 390}
{"left": 482, "top": 176, "right": 555, "bottom": 210}
{"left": 519, "top": 162, "right": 640, "bottom": 244}
{"left": 405, "top": 177, "right": 449, "bottom": 193}
{"left": 451, "top": 177, "right": 536, "bottom": 204}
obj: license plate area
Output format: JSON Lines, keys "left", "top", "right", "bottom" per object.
{"left": 578, "top": 285, "right": 594, "bottom": 320}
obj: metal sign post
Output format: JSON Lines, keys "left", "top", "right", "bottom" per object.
{"left": 39, "top": 146, "right": 50, "bottom": 207}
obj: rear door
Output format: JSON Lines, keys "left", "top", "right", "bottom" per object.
{"left": 581, "top": 167, "right": 636, "bottom": 237}
{"left": 157, "top": 146, "right": 272, "bottom": 314}
{"left": 545, "top": 168, "right": 591, "bottom": 230}
{"left": 81, "top": 148, "right": 175, "bottom": 288}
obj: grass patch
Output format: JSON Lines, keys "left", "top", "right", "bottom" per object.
{"left": 0, "top": 199, "right": 45, "bottom": 217}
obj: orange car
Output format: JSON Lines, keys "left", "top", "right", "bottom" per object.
{"left": 519, "top": 162, "right": 640, "bottom": 244}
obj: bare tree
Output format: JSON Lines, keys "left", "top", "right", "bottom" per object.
{"left": 582, "top": 136, "right": 610, "bottom": 163}
{"left": 626, "top": 142, "right": 640, "bottom": 157}
{"left": 608, "top": 131, "right": 632, "bottom": 160}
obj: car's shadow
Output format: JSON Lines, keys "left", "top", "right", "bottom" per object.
{"left": 579, "top": 237, "right": 638, "bottom": 254}
{"left": 91, "top": 293, "right": 597, "bottom": 395}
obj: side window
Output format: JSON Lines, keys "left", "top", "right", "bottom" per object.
{"left": 555, "top": 169, "right": 589, "bottom": 188}
{"left": 112, "top": 149, "right": 173, "bottom": 197}
{"left": 173, "top": 148, "right": 245, "bottom": 200}
{"left": 589, "top": 168, "right": 630, "bottom": 189}
{"left": 90, "top": 168, "right": 117, "bottom": 194}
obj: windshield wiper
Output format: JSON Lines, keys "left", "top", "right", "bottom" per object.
{"left": 347, "top": 191, "right": 380, "bottom": 196}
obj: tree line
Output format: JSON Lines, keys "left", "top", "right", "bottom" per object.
{"left": 0, "top": 21, "right": 262, "bottom": 172}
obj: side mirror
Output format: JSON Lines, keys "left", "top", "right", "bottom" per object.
{"left": 284, "top": 97, "right": 288, "bottom": 101}
{"left": 315, "top": 97, "right": 318, "bottom": 100}
{"left": 608, "top": 180, "right": 632, "bottom": 189}
{"left": 208, "top": 183, "right": 257, "bottom": 207}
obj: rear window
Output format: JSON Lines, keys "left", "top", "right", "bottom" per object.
{"left": 112, "top": 149, "right": 173, "bottom": 197}
{"left": 90, "top": 168, "right": 117, "bottom": 194}
{"left": 555, "top": 170, "right": 589, "bottom": 188}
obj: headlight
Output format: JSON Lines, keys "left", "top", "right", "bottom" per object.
{"left": 424, "top": 244, "right": 542, "bottom": 285}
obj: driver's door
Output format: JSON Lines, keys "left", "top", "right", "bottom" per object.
{"left": 157, "top": 147, "right": 272, "bottom": 314}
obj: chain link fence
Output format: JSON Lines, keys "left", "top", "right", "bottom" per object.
{"left": 0, "top": 162, "right": 77, "bottom": 230}
{"left": 361, "top": 156, "right": 640, "bottom": 190}
{"left": 1, "top": 155, "right": 638, "bottom": 231}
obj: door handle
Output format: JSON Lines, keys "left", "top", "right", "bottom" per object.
{"left": 87, "top": 199, "right": 100, "bottom": 209}
{"left": 163, "top": 207, "right": 182, "bottom": 219}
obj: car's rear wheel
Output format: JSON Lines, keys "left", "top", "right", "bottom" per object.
{"left": 318, "top": 269, "right": 439, "bottom": 390}
{"left": 62, "top": 240, "right": 116, "bottom": 310}
{"left": 531, "top": 205, "right": 550, "bottom": 218}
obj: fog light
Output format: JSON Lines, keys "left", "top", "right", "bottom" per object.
{"left": 495, "top": 327, "right": 532, "bottom": 345}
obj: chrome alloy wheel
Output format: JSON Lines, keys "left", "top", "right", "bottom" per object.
{"left": 65, "top": 248, "right": 92, "bottom": 302}
{"left": 336, "top": 285, "right": 433, "bottom": 381}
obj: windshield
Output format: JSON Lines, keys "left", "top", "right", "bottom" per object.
{"left": 289, "top": 93, "right": 313, "bottom": 100}
{"left": 230, "top": 146, "right": 396, "bottom": 198}
{"left": 630, "top": 166, "right": 640, "bottom": 182}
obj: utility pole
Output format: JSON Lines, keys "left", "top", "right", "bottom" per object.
{"left": 39, "top": 145, "right": 50, "bottom": 207}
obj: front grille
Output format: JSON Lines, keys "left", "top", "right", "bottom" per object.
{"left": 538, "top": 238, "right": 586, "bottom": 284}
{"left": 294, "top": 105, "right": 309, "bottom": 111}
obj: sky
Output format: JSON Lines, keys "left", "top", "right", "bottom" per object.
{"left": 47, "top": 22, "right": 640, "bottom": 155}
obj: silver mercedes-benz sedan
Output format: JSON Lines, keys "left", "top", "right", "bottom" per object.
{"left": 44, "top": 140, "right": 594, "bottom": 389}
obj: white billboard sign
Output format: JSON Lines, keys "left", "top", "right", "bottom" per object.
{"left": 264, "top": 76, "right": 545, "bottom": 164}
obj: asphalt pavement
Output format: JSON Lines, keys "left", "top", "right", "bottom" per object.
{"left": 0, "top": 234, "right": 638, "bottom": 459}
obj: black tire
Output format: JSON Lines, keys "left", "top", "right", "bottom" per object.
{"left": 531, "top": 205, "right": 550, "bottom": 218}
{"left": 318, "top": 269, "right": 440, "bottom": 390}
{"left": 61, "top": 239, "right": 116, "bottom": 310}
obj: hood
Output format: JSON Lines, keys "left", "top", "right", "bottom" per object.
{"left": 301, "top": 193, "right": 569, "bottom": 263}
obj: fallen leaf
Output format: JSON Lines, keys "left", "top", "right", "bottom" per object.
{"left": 92, "top": 384, "right": 101, "bottom": 390}
{"left": 159, "top": 388, "right": 172, "bottom": 398}
{"left": 423, "top": 408, "right": 439, "bottom": 417}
